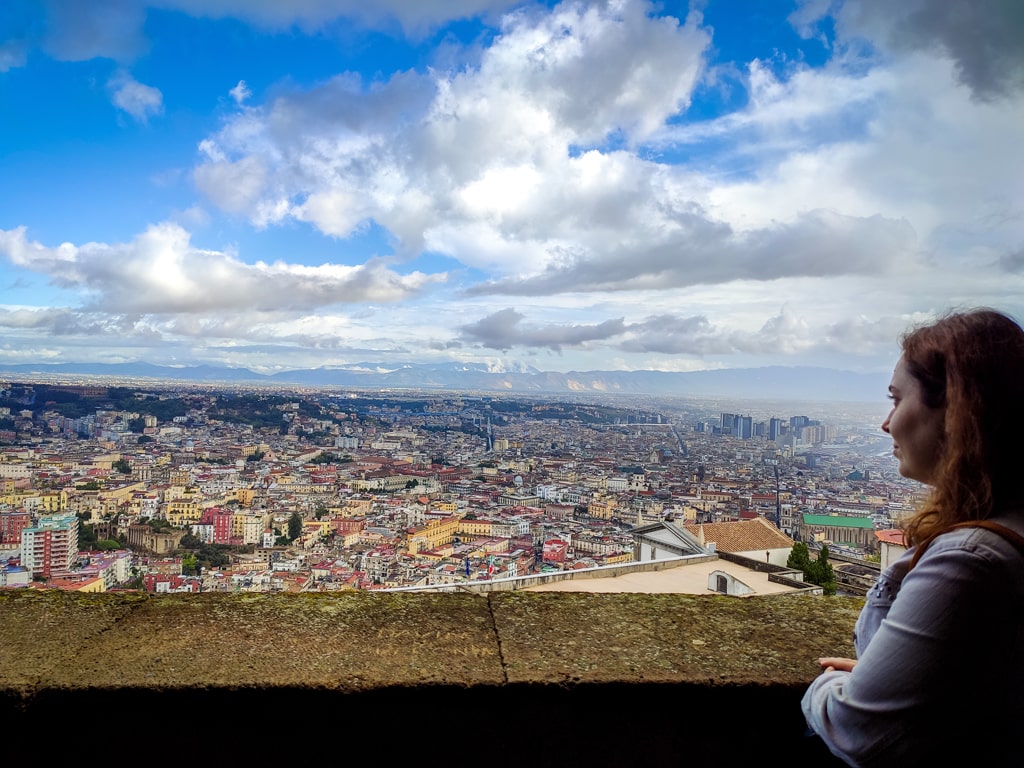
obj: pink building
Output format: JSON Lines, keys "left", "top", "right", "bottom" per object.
{"left": 542, "top": 539, "right": 569, "bottom": 563}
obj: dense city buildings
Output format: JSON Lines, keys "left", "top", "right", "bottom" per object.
{"left": 0, "top": 378, "right": 919, "bottom": 593}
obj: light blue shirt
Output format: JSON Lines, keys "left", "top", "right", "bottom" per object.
{"left": 802, "top": 516, "right": 1024, "bottom": 766}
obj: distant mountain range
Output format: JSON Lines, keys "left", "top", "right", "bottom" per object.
{"left": 0, "top": 360, "right": 889, "bottom": 402}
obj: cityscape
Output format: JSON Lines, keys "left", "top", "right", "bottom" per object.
{"left": 0, "top": 375, "right": 922, "bottom": 595}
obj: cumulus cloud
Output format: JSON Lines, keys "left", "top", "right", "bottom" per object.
{"left": 190, "top": 1, "right": 709, "bottom": 252}
{"left": 0, "top": 224, "right": 446, "bottom": 314}
{"left": 108, "top": 70, "right": 164, "bottom": 122}
{"left": 5, "top": 0, "right": 1024, "bottom": 372}
{"left": 193, "top": 154, "right": 268, "bottom": 215}
{"left": 190, "top": 0, "right": 1007, "bottom": 305}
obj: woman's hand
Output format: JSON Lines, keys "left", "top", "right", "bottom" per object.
{"left": 818, "top": 657, "right": 857, "bottom": 673}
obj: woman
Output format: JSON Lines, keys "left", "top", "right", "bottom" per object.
{"left": 802, "top": 309, "right": 1024, "bottom": 766}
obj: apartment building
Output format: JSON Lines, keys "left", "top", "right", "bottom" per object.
{"left": 21, "top": 513, "right": 79, "bottom": 577}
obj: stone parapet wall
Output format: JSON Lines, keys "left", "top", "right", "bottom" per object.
{"left": 0, "top": 589, "right": 860, "bottom": 766}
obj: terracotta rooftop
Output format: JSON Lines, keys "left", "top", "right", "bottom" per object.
{"left": 683, "top": 517, "right": 794, "bottom": 553}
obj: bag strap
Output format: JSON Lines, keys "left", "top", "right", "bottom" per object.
{"left": 910, "top": 519, "right": 1024, "bottom": 570}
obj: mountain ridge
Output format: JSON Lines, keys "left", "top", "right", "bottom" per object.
{"left": 0, "top": 361, "right": 889, "bottom": 402}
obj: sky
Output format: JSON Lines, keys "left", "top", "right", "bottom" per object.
{"left": 1, "top": 0, "right": 1022, "bottom": 377}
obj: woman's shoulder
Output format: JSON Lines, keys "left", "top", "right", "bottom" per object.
{"left": 916, "top": 513, "right": 1024, "bottom": 570}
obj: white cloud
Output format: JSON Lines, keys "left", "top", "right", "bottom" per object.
{"left": 193, "top": 156, "right": 269, "bottom": 215}
{"left": 5, "top": 0, "right": 1024, "bottom": 373}
{"left": 189, "top": 1, "right": 719, "bottom": 273}
{"left": 230, "top": 79, "right": 252, "bottom": 104}
{"left": 0, "top": 224, "right": 447, "bottom": 314}
{"left": 108, "top": 70, "right": 164, "bottom": 122}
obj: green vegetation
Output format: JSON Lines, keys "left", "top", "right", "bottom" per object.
{"left": 787, "top": 542, "right": 837, "bottom": 595}
{"left": 309, "top": 451, "right": 350, "bottom": 464}
{"left": 177, "top": 538, "right": 232, "bottom": 573}
{"left": 288, "top": 511, "right": 302, "bottom": 541}
{"left": 29, "top": 385, "right": 190, "bottom": 421}
{"left": 112, "top": 458, "right": 131, "bottom": 474}
{"left": 78, "top": 519, "right": 97, "bottom": 549}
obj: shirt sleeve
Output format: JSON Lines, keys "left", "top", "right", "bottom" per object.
{"left": 801, "top": 531, "right": 1014, "bottom": 767}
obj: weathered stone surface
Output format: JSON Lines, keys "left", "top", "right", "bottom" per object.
{"left": 0, "top": 589, "right": 145, "bottom": 687}
{"left": 491, "top": 592, "right": 861, "bottom": 685}
{"left": 1, "top": 590, "right": 504, "bottom": 691}
{"left": 0, "top": 589, "right": 860, "bottom": 766}
{"left": 0, "top": 590, "right": 861, "bottom": 692}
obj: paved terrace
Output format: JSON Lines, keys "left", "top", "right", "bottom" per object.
{"left": 0, "top": 587, "right": 859, "bottom": 766}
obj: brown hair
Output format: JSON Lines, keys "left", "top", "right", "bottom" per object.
{"left": 901, "top": 308, "right": 1024, "bottom": 547}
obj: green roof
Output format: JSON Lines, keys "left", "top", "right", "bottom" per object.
{"left": 801, "top": 513, "right": 874, "bottom": 529}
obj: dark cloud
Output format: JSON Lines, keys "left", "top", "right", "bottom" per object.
{"left": 835, "top": 0, "right": 1024, "bottom": 99}
{"left": 616, "top": 314, "right": 728, "bottom": 355}
{"left": 464, "top": 210, "right": 915, "bottom": 297}
{"left": 999, "top": 246, "right": 1024, "bottom": 272}
{"left": 458, "top": 308, "right": 627, "bottom": 351}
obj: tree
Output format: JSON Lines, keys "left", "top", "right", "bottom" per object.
{"left": 113, "top": 458, "right": 131, "bottom": 474}
{"left": 808, "top": 545, "right": 837, "bottom": 596}
{"left": 787, "top": 542, "right": 812, "bottom": 572}
{"left": 181, "top": 553, "right": 199, "bottom": 575}
{"left": 288, "top": 511, "right": 302, "bottom": 541}
{"left": 788, "top": 542, "right": 836, "bottom": 595}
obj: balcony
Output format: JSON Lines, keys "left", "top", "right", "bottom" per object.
{"left": 0, "top": 586, "right": 859, "bottom": 766}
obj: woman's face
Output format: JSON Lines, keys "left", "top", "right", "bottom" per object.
{"left": 881, "top": 358, "right": 946, "bottom": 485}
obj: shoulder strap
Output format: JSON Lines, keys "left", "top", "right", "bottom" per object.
{"left": 909, "top": 520, "right": 1024, "bottom": 570}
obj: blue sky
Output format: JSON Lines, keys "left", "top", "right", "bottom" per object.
{"left": 1, "top": 0, "right": 1022, "bottom": 375}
